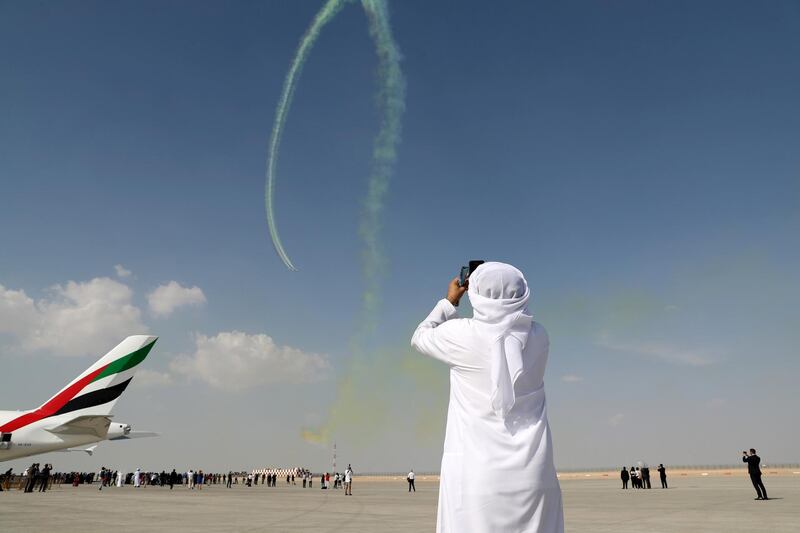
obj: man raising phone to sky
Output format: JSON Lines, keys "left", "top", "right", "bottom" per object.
{"left": 412, "top": 262, "right": 563, "bottom": 533}
{"left": 743, "top": 449, "right": 768, "bottom": 500}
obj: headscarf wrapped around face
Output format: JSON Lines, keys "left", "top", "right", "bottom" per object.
{"left": 467, "top": 262, "right": 533, "bottom": 418}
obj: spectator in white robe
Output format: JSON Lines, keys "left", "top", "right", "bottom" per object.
{"left": 344, "top": 465, "right": 353, "bottom": 496}
{"left": 115, "top": 470, "right": 123, "bottom": 488}
{"left": 412, "top": 262, "right": 564, "bottom": 533}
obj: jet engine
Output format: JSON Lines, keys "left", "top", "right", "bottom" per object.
{"left": 106, "top": 422, "right": 132, "bottom": 440}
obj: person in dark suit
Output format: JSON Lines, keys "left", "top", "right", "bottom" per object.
{"left": 38, "top": 464, "right": 51, "bottom": 492}
{"left": 641, "top": 466, "right": 651, "bottom": 489}
{"left": 657, "top": 464, "right": 667, "bottom": 488}
{"left": 620, "top": 467, "right": 629, "bottom": 489}
{"left": 743, "top": 449, "right": 768, "bottom": 500}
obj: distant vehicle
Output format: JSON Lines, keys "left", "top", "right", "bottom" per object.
{"left": 0, "top": 335, "right": 159, "bottom": 462}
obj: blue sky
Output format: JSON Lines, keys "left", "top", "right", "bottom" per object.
{"left": 1, "top": 0, "right": 798, "bottom": 473}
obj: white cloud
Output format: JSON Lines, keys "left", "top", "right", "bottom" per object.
{"left": 147, "top": 281, "right": 206, "bottom": 317}
{"left": 0, "top": 277, "right": 147, "bottom": 357}
{"left": 0, "top": 285, "right": 39, "bottom": 336}
{"left": 609, "top": 413, "right": 625, "bottom": 426}
{"left": 131, "top": 369, "right": 174, "bottom": 389}
{"left": 561, "top": 374, "right": 584, "bottom": 383}
{"left": 114, "top": 264, "right": 132, "bottom": 278}
{"left": 170, "top": 331, "right": 330, "bottom": 390}
{"left": 596, "top": 334, "right": 717, "bottom": 367}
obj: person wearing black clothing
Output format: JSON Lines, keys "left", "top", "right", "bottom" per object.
{"left": 743, "top": 449, "right": 768, "bottom": 500}
{"left": 169, "top": 469, "right": 177, "bottom": 490}
{"left": 620, "top": 467, "right": 629, "bottom": 489}
{"left": 657, "top": 464, "right": 667, "bottom": 488}
{"left": 641, "top": 466, "right": 651, "bottom": 489}
{"left": 38, "top": 464, "right": 51, "bottom": 492}
{"left": 226, "top": 471, "right": 233, "bottom": 488}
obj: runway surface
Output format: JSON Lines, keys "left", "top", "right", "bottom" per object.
{"left": 1, "top": 476, "right": 797, "bottom": 532}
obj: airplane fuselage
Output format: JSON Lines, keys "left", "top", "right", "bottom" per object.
{"left": 0, "top": 409, "right": 109, "bottom": 462}
{"left": 0, "top": 335, "right": 158, "bottom": 463}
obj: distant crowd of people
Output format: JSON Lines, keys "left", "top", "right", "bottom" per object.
{"left": 1, "top": 451, "right": 773, "bottom": 504}
{"left": 245, "top": 468, "right": 312, "bottom": 488}
{"left": 0, "top": 463, "right": 370, "bottom": 494}
{"left": 618, "top": 449, "right": 772, "bottom": 501}
{"left": 247, "top": 465, "right": 354, "bottom": 494}
{"left": 0, "top": 463, "right": 55, "bottom": 492}
{"left": 2, "top": 462, "right": 365, "bottom": 496}
{"left": 620, "top": 464, "right": 668, "bottom": 489}
{"left": 0, "top": 465, "right": 260, "bottom": 492}
{"left": 315, "top": 464, "right": 353, "bottom": 494}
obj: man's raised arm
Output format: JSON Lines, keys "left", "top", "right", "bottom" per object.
{"left": 411, "top": 277, "right": 465, "bottom": 364}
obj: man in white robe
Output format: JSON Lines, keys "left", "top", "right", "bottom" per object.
{"left": 134, "top": 468, "right": 141, "bottom": 488}
{"left": 344, "top": 465, "right": 353, "bottom": 495}
{"left": 115, "top": 470, "right": 123, "bottom": 488}
{"left": 411, "top": 262, "right": 564, "bottom": 533}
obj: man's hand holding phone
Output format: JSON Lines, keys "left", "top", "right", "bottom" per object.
{"left": 447, "top": 277, "right": 467, "bottom": 307}
{"left": 451, "top": 260, "right": 484, "bottom": 307}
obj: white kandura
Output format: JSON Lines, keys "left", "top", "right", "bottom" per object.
{"left": 412, "top": 262, "right": 564, "bottom": 533}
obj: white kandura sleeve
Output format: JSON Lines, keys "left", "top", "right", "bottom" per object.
{"left": 411, "top": 298, "right": 460, "bottom": 365}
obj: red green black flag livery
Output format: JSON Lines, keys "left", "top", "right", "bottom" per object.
{"left": 0, "top": 336, "right": 157, "bottom": 434}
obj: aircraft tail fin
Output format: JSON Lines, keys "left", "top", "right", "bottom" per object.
{"left": 0, "top": 336, "right": 157, "bottom": 433}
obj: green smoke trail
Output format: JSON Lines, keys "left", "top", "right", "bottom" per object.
{"left": 357, "top": 0, "right": 406, "bottom": 326}
{"left": 265, "top": 0, "right": 350, "bottom": 272}
{"left": 302, "top": 0, "right": 406, "bottom": 444}
{"left": 264, "top": 0, "right": 405, "bottom": 444}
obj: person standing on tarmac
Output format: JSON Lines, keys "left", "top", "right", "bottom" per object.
{"left": 344, "top": 465, "right": 353, "bottom": 496}
{"left": 38, "top": 464, "right": 51, "bottom": 492}
{"left": 743, "top": 449, "right": 768, "bottom": 500}
{"left": 657, "top": 464, "right": 667, "bottom": 489}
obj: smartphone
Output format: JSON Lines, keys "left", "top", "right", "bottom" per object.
{"left": 459, "top": 260, "right": 485, "bottom": 287}
{"left": 459, "top": 266, "right": 471, "bottom": 287}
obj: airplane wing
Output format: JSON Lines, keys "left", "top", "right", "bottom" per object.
{"left": 108, "top": 431, "right": 158, "bottom": 441}
{"left": 46, "top": 415, "right": 112, "bottom": 438}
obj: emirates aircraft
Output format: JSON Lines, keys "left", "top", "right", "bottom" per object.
{"left": 0, "top": 335, "right": 159, "bottom": 462}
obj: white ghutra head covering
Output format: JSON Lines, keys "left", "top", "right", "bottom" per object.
{"left": 467, "top": 262, "right": 533, "bottom": 418}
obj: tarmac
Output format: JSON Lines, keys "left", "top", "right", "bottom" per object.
{"left": 1, "top": 476, "right": 797, "bottom": 532}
